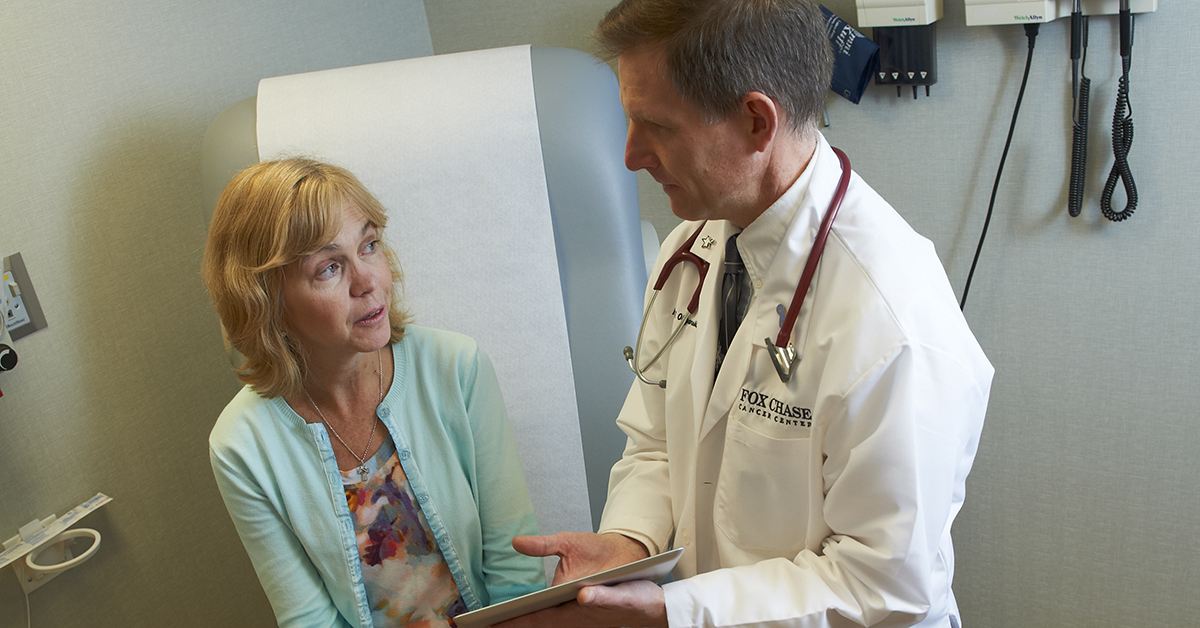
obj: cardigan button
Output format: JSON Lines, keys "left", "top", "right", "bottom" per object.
{"left": 400, "top": 449, "right": 411, "bottom": 460}
{"left": 378, "top": 406, "right": 391, "bottom": 418}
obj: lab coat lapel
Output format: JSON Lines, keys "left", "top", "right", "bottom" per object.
{"left": 751, "top": 137, "right": 841, "bottom": 367}
{"left": 699, "top": 319, "right": 754, "bottom": 442}
{"left": 688, "top": 221, "right": 737, "bottom": 442}
{"left": 696, "top": 137, "right": 843, "bottom": 443}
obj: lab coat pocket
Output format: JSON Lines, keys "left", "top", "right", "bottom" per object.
{"left": 714, "top": 417, "right": 810, "bottom": 555}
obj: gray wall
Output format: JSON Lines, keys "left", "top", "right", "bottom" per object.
{"left": 431, "top": 1, "right": 1200, "bottom": 626}
{"left": 819, "top": 2, "right": 1200, "bottom": 626}
{"left": 0, "top": 1, "right": 431, "bottom": 626}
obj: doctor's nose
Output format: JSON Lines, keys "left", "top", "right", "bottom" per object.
{"left": 624, "top": 122, "right": 658, "bottom": 172}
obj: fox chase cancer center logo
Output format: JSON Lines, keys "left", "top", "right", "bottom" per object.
{"left": 737, "top": 387, "right": 812, "bottom": 429}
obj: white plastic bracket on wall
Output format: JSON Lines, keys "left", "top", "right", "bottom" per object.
{"left": 0, "top": 493, "right": 111, "bottom": 594}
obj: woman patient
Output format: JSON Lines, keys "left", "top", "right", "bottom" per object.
{"left": 202, "top": 158, "right": 544, "bottom": 627}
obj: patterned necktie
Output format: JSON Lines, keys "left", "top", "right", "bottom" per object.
{"left": 716, "top": 233, "right": 752, "bottom": 374}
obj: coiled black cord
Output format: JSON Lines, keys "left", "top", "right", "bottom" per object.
{"left": 1101, "top": 57, "right": 1136, "bottom": 220}
{"left": 960, "top": 24, "right": 1039, "bottom": 311}
{"left": 1101, "top": 12, "right": 1137, "bottom": 222}
{"left": 1068, "top": 77, "right": 1090, "bottom": 216}
{"left": 1068, "top": 17, "right": 1090, "bottom": 218}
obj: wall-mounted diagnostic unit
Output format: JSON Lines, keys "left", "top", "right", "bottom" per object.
{"left": 856, "top": 0, "right": 943, "bottom": 98}
{"left": 964, "top": 0, "right": 1156, "bottom": 26}
{"left": 1054, "top": 0, "right": 1156, "bottom": 18}
{"left": 964, "top": 0, "right": 1057, "bottom": 26}
{"left": 1057, "top": 0, "right": 1155, "bottom": 221}
{"left": 958, "top": 0, "right": 1157, "bottom": 309}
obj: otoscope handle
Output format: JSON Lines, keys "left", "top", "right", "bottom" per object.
{"left": 1071, "top": 11, "right": 1083, "bottom": 60}
{"left": 1119, "top": 2, "right": 1132, "bottom": 58}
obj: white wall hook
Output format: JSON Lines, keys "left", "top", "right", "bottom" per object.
{"left": 1, "top": 493, "right": 111, "bottom": 594}
{"left": 25, "top": 528, "right": 101, "bottom": 573}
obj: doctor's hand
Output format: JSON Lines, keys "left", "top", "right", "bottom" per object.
{"left": 512, "top": 532, "right": 650, "bottom": 585}
{"left": 491, "top": 579, "right": 668, "bottom": 628}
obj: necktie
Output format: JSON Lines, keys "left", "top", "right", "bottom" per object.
{"left": 716, "top": 233, "right": 752, "bottom": 374}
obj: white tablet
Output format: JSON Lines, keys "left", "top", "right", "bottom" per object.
{"left": 454, "top": 547, "right": 684, "bottom": 628}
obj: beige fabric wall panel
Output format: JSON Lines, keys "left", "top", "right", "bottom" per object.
{"left": 0, "top": 1, "right": 431, "bottom": 626}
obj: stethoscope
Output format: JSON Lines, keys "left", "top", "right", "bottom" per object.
{"left": 623, "top": 147, "right": 851, "bottom": 388}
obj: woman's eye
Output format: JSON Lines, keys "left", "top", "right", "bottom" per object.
{"left": 364, "top": 239, "right": 379, "bottom": 253}
{"left": 317, "top": 262, "right": 339, "bottom": 278}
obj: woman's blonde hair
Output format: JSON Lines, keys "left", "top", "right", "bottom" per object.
{"left": 201, "top": 158, "right": 411, "bottom": 399}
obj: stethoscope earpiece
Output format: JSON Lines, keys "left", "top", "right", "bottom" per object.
{"left": 624, "top": 345, "right": 666, "bottom": 388}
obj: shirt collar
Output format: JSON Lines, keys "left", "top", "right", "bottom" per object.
{"left": 734, "top": 140, "right": 821, "bottom": 284}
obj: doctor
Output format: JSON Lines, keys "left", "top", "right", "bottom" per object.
{"left": 503, "top": 1, "right": 994, "bottom": 627}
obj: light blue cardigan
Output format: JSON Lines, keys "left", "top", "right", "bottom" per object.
{"left": 209, "top": 326, "right": 545, "bottom": 627}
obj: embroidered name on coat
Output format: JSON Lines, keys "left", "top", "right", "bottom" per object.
{"left": 737, "top": 387, "right": 812, "bottom": 428}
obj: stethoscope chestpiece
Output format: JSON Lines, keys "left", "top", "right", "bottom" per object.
{"left": 764, "top": 337, "right": 797, "bottom": 383}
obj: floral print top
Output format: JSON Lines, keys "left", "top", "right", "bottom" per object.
{"left": 343, "top": 435, "right": 468, "bottom": 627}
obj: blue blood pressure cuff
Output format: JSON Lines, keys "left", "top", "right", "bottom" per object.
{"left": 821, "top": 5, "right": 878, "bottom": 104}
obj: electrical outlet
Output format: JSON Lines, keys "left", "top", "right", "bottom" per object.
{"left": 2, "top": 253, "right": 47, "bottom": 341}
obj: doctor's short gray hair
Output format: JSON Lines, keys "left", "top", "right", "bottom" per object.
{"left": 596, "top": 0, "right": 833, "bottom": 133}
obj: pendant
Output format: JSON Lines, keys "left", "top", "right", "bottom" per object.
{"left": 357, "top": 465, "right": 369, "bottom": 482}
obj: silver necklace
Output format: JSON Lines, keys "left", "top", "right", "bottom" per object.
{"left": 304, "top": 349, "right": 384, "bottom": 482}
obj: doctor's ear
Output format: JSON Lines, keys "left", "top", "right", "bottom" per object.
{"left": 741, "top": 92, "right": 781, "bottom": 153}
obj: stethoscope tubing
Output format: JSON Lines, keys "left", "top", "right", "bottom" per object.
{"left": 625, "top": 219, "right": 711, "bottom": 388}
{"left": 624, "top": 146, "right": 851, "bottom": 387}
{"left": 626, "top": 289, "right": 687, "bottom": 388}
{"left": 774, "top": 147, "right": 850, "bottom": 349}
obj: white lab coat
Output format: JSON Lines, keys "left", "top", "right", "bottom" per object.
{"left": 598, "top": 135, "right": 993, "bottom": 628}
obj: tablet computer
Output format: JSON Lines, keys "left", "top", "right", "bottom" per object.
{"left": 454, "top": 547, "right": 684, "bottom": 628}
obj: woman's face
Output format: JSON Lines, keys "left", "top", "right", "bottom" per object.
{"left": 280, "top": 202, "right": 393, "bottom": 366}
